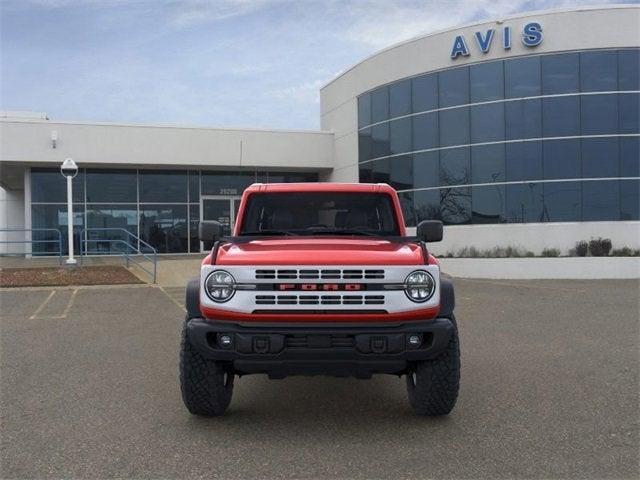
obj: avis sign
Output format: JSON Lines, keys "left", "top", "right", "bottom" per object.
{"left": 450, "top": 22, "right": 543, "bottom": 59}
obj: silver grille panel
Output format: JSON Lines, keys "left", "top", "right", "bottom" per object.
{"left": 255, "top": 294, "right": 385, "bottom": 306}
{"left": 255, "top": 269, "right": 385, "bottom": 280}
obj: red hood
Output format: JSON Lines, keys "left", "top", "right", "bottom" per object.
{"left": 212, "top": 238, "right": 424, "bottom": 266}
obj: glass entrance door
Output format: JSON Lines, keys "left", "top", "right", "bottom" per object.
{"left": 200, "top": 196, "right": 240, "bottom": 251}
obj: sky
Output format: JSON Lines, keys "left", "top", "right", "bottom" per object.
{"left": 1, "top": 0, "right": 635, "bottom": 130}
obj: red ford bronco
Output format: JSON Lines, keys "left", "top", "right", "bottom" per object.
{"left": 180, "top": 183, "right": 460, "bottom": 416}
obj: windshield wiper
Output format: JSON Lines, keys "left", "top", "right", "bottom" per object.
{"left": 240, "top": 230, "right": 299, "bottom": 236}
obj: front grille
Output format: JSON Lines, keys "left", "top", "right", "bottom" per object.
{"left": 285, "top": 334, "right": 355, "bottom": 348}
{"left": 255, "top": 269, "right": 385, "bottom": 280}
{"left": 255, "top": 294, "right": 385, "bottom": 306}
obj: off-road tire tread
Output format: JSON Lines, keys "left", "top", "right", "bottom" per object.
{"left": 179, "top": 321, "right": 233, "bottom": 416}
{"left": 406, "top": 316, "right": 460, "bottom": 416}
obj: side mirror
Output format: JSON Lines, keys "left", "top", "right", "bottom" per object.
{"left": 416, "top": 220, "right": 443, "bottom": 242}
{"left": 199, "top": 221, "right": 224, "bottom": 250}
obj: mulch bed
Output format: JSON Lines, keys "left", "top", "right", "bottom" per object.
{"left": 0, "top": 266, "right": 144, "bottom": 288}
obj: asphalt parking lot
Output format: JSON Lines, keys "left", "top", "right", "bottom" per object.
{"left": 1, "top": 279, "right": 638, "bottom": 479}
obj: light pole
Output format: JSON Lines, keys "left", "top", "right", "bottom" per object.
{"left": 60, "top": 158, "right": 78, "bottom": 265}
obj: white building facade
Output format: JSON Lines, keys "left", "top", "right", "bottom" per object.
{"left": 1, "top": 5, "right": 639, "bottom": 256}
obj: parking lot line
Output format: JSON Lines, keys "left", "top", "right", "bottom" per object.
{"left": 28, "top": 290, "right": 55, "bottom": 319}
{"left": 158, "top": 285, "right": 186, "bottom": 313}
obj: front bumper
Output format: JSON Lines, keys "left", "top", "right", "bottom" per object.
{"left": 186, "top": 317, "right": 454, "bottom": 378}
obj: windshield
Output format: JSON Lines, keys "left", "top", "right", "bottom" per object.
{"left": 239, "top": 192, "right": 400, "bottom": 236}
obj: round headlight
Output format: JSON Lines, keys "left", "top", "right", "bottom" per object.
{"left": 205, "top": 270, "right": 236, "bottom": 303}
{"left": 404, "top": 270, "right": 436, "bottom": 303}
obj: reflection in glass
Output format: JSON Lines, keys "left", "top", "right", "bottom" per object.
{"left": 506, "top": 183, "right": 543, "bottom": 223}
{"left": 506, "top": 142, "right": 543, "bottom": 182}
{"left": 582, "top": 138, "right": 619, "bottom": 178}
{"left": 583, "top": 180, "right": 620, "bottom": 221}
{"left": 543, "top": 139, "right": 580, "bottom": 180}
{"left": 371, "top": 87, "right": 389, "bottom": 123}
{"left": 31, "top": 204, "right": 84, "bottom": 255}
{"left": 619, "top": 93, "right": 640, "bottom": 134}
{"left": 440, "top": 187, "right": 471, "bottom": 225}
{"left": 86, "top": 204, "right": 137, "bottom": 254}
{"left": 412, "top": 74, "right": 438, "bottom": 113}
{"left": 390, "top": 79, "right": 411, "bottom": 117}
{"left": 86, "top": 169, "right": 136, "bottom": 203}
{"left": 439, "top": 67, "right": 469, "bottom": 108}
{"left": 470, "top": 61, "right": 504, "bottom": 102}
{"left": 470, "top": 103, "right": 504, "bottom": 143}
{"left": 413, "top": 189, "right": 441, "bottom": 223}
{"left": 371, "top": 158, "right": 390, "bottom": 184}
{"left": 439, "top": 108, "right": 469, "bottom": 147}
{"left": 542, "top": 53, "right": 579, "bottom": 94}
{"left": 189, "top": 205, "right": 200, "bottom": 252}
{"left": 620, "top": 179, "right": 640, "bottom": 220}
{"left": 389, "top": 155, "right": 413, "bottom": 191}
{"left": 542, "top": 96, "right": 580, "bottom": 137}
{"left": 505, "top": 99, "right": 541, "bottom": 140}
{"left": 412, "top": 112, "right": 438, "bottom": 151}
{"left": 580, "top": 51, "right": 617, "bottom": 92}
{"left": 440, "top": 148, "right": 470, "bottom": 186}
{"left": 505, "top": 56, "right": 540, "bottom": 98}
{"left": 581, "top": 94, "right": 619, "bottom": 135}
{"left": 471, "top": 144, "right": 505, "bottom": 183}
{"left": 358, "top": 93, "right": 371, "bottom": 128}
{"left": 359, "top": 128, "right": 373, "bottom": 162}
{"left": 140, "top": 170, "right": 188, "bottom": 203}
{"left": 32, "top": 169, "right": 85, "bottom": 203}
{"left": 413, "top": 152, "right": 440, "bottom": 189}
{"left": 543, "top": 182, "right": 581, "bottom": 222}
{"left": 620, "top": 137, "right": 640, "bottom": 177}
{"left": 618, "top": 49, "right": 640, "bottom": 91}
{"left": 390, "top": 118, "right": 412, "bottom": 155}
{"left": 201, "top": 172, "right": 254, "bottom": 196}
{"left": 472, "top": 185, "right": 505, "bottom": 223}
{"left": 189, "top": 171, "right": 200, "bottom": 203}
{"left": 371, "top": 123, "right": 390, "bottom": 158}
{"left": 139, "top": 205, "right": 188, "bottom": 253}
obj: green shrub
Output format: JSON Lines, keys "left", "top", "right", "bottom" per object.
{"left": 588, "top": 237, "right": 612, "bottom": 257}
{"left": 610, "top": 247, "right": 640, "bottom": 257}
{"left": 574, "top": 241, "right": 588, "bottom": 257}
{"left": 541, "top": 248, "right": 561, "bottom": 257}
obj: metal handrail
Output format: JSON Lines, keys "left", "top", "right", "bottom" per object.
{"left": 79, "top": 228, "right": 158, "bottom": 283}
{"left": 0, "top": 228, "right": 63, "bottom": 264}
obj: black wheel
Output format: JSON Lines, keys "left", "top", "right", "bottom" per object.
{"left": 179, "top": 320, "right": 234, "bottom": 416}
{"left": 406, "top": 315, "right": 460, "bottom": 416}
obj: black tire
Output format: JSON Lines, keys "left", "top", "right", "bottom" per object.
{"left": 406, "top": 315, "right": 460, "bottom": 416}
{"left": 179, "top": 321, "right": 234, "bottom": 416}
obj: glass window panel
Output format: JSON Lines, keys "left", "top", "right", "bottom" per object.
{"left": 413, "top": 189, "right": 441, "bottom": 223}
{"left": 139, "top": 205, "right": 188, "bottom": 253}
{"left": 505, "top": 98, "right": 542, "bottom": 140}
{"left": 371, "top": 123, "right": 390, "bottom": 158}
{"left": 543, "top": 182, "right": 581, "bottom": 222}
{"left": 359, "top": 162, "right": 373, "bottom": 183}
{"left": 541, "top": 53, "right": 579, "bottom": 94}
{"left": 470, "top": 61, "right": 504, "bottom": 102}
{"left": 544, "top": 139, "right": 580, "bottom": 180}
{"left": 439, "top": 67, "right": 469, "bottom": 108}
{"left": 140, "top": 170, "right": 187, "bottom": 203}
{"left": 370, "top": 87, "right": 389, "bottom": 123}
{"left": 621, "top": 137, "right": 640, "bottom": 177}
{"left": 358, "top": 93, "right": 371, "bottom": 128}
{"left": 188, "top": 171, "right": 200, "bottom": 203}
{"left": 581, "top": 94, "right": 618, "bottom": 135}
{"left": 506, "top": 183, "right": 543, "bottom": 223}
{"left": 31, "top": 168, "right": 85, "bottom": 203}
{"left": 470, "top": 103, "right": 504, "bottom": 143}
{"left": 412, "top": 112, "right": 438, "bottom": 151}
{"left": 440, "top": 148, "right": 470, "bottom": 186}
{"left": 619, "top": 49, "right": 640, "bottom": 91}
{"left": 397, "top": 191, "right": 416, "bottom": 227}
{"left": 201, "top": 172, "right": 254, "bottom": 196}
{"left": 389, "top": 155, "right": 413, "bottom": 191}
{"left": 413, "top": 151, "right": 440, "bottom": 189}
{"left": 86, "top": 169, "right": 136, "bottom": 203}
{"left": 580, "top": 51, "right": 617, "bottom": 92}
{"left": 370, "top": 158, "right": 390, "bottom": 184}
{"left": 582, "top": 138, "right": 619, "bottom": 178}
{"left": 412, "top": 74, "right": 438, "bottom": 113}
{"left": 389, "top": 117, "right": 412, "bottom": 155}
{"left": 505, "top": 56, "right": 541, "bottom": 98}
{"left": 439, "top": 108, "right": 469, "bottom": 147}
{"left": 506, "top": 142, "right": 543, "bottom": 182}
{"left": 440, "top": 187, "right": 471, "bottom": 225}
{"left": 189, "top": 204, "right": 200, "bottom": 252}
{"left": 620, "top": 179, "right": 640, "bottom": 220}
{"left": 542, "top": 96, "right": 580, "bottom": 137}
{"left": 583, "top": 180, "right": 620, "bottom": 221}
{"left": 471, "top": 144, "right": 505, "bottom": 184}
{"left": 389, "top": 79, "right": 411, "bottom": 118}
{"left": 31, "top": 204, "right": 84, "bottom": 255}
{"left": 619, "top": 93, "right": 640, "bottom": 134}
{"left": 472, "top": 185, "right": 505, "bottom": 224}
{"left": 85, "top": 205, "right": 138, "bottom": 254}
{"left": 359, "top": 128, "right": 373, "bottom": 162}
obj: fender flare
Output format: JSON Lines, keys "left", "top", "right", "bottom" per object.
{"left": 185, "top": 278, "right": 201, "bottom": 319}
{"left": 439, "top": 277, "right": 455, "bottom": 318}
